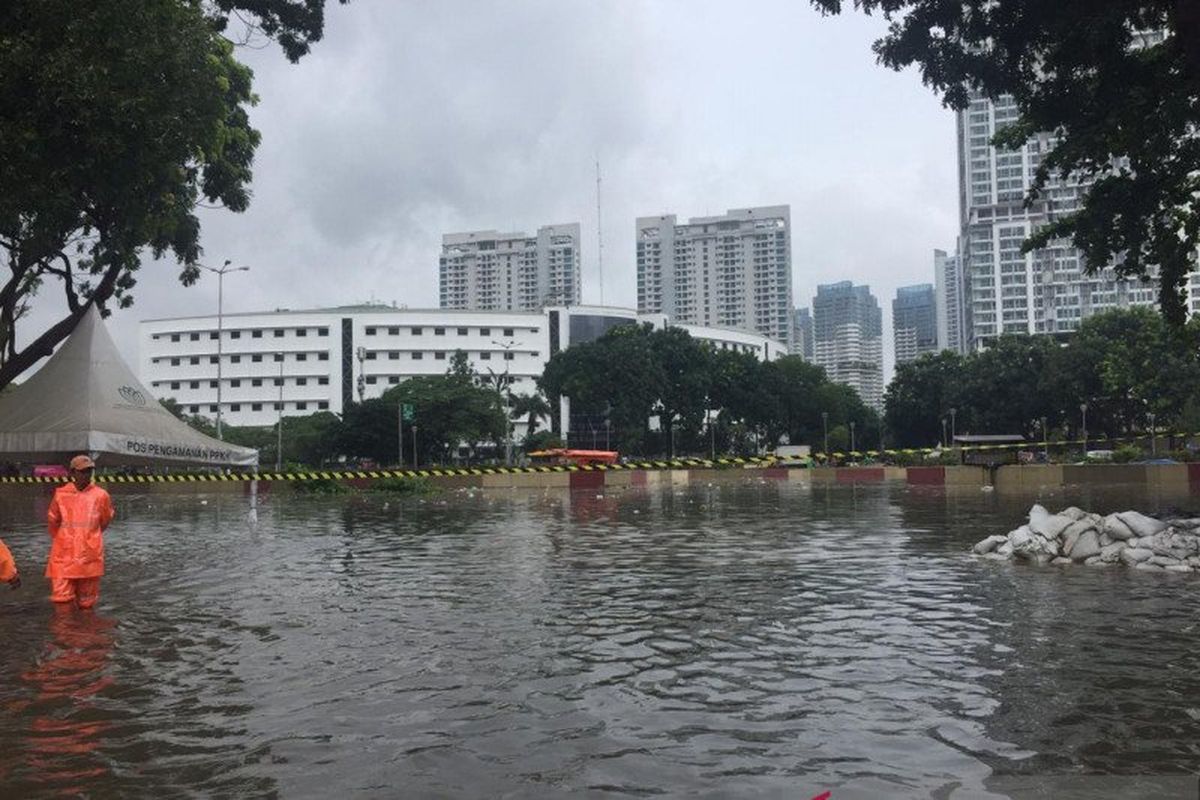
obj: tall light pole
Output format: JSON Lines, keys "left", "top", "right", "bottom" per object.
{"left": 822, "top": 411, "right": 829, "bottom": 461}
{"left": 198, "top": 260, "right": 249, "bottom": 440}
{"left": 1041, "top": 416, "right": 1049, "bottom": 463}
{"left": 949, "top": 407, "right": 957, "bottom": 445}
{"left": 941, "top": 417, "right": 948, "bottom": 448}
{"left": 1080, "top": 402, "right": 1088, "bottom": 458}
{"left": 850, "top": 421, "right": 856, "bottom": 455}
{"left": 1148, "top": 411, "right": 1156, "bottom": 456}
{"left": 491, "top": 339, "right": 521, "bottom": 465}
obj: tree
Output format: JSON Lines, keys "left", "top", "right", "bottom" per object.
{"left": 207, "top": 1, "right": 347, "bottom": 63}
{"left": 0, "top": 0, "right": 344, "bottom": 388}
{"left": 1046, "top": 307, "right": 1200, "bottom": 435}
{"left": 811, "top": 2, "right": 1200, "bottom": 324}
{"left": 884, "top": 351, "right": 967, "bottom": 447}
{"left": 509, "top": 392, "right": 552, "bottom": 439}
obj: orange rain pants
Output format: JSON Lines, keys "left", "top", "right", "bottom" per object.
{"left": 0, "top": 538, "right": 17, "bottom": 583}
{"left": 45, "top": 482, "right": 114, "bottom": 608}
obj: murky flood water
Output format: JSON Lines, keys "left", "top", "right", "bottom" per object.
{"left": 2, "top": 481, "right": 1199, "bottom": 798}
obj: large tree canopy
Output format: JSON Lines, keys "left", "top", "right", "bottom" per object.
{"left": 812, "top": 1, "right": 1200, "bottom": 324}
{"left": 0, "top": 0, "right": 343, "bottom": 388}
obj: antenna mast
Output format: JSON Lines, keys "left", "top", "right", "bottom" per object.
{"left": 595, "top": 158, "right": 604, "bottom": 305}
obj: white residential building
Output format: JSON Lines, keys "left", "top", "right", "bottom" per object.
{"left": 934, "top": 248, "right": 967, "bottom": 354}
{"left": 957, "top": 92, "right": 1160, "bottom": 347}
{"left": 439, "top": 223, "right": 581, "bottom": 311}
{"left": 139, "top": 304, "right": 787, "bottom": 442}
{"left": 636, "top": 206, "right": 793, "bottom": 347}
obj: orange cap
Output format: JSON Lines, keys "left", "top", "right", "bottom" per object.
{"left": 69, "top": 455, "right": 95, "bottom": 471}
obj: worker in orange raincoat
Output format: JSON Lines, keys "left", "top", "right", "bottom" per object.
{"left": 45, "top": 455, "right": 114, "bottom": 609}
{"left": 0, "top": 537, "right": 20, "bottom": 588}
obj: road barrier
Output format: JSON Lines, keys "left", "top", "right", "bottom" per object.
{"left": 0, "top": 432, "right": 1189, "bottom": 484}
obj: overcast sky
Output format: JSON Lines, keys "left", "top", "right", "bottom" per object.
{"left": 26, "top": 0, "right": 958, "bottom": 383}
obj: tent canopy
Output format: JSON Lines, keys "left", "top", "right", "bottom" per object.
{"left": 0, "top": 306, "right": 258, "bottom": 467}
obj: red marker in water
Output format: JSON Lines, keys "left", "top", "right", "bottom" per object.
{"left": 811, "top": 792, "right": 831, "bottom": 800}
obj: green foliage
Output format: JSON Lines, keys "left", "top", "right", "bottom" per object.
{"left": 811, "top": 1, "right": 1200, "bottom": 324}
{"left": 882, "top": 352, "right": 966, "bottom": 447}
{"left": 336, "top": 359, "right": 506, "bottom": 465}
{"left": 524, "top": 430, "right": 564, "bottom": 452}
{"left": 0, "top": 0, "right": 344, "bottom": 386}
{"left": 509, "top": 392, "right": 552, "bottom": 437}
{"left": 206, "top": 1, "right": 347, "bottom": 63}
{"left": 884, "top": 309, "right": 1200, "bottom": 448}
{"left": 0, "top": 0, "right": 260, "bottom": 383}
{"left": 1111, "top": 445, "right": 1143, "bottom": 464}
{"left": 539, "top": 324, "right": 878, "bottom": 456}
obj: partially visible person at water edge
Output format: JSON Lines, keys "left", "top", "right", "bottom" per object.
{"left": 0, "top": 536, "right": 21, "bottom": 589}
{"left": 45, "top": 455, "right": 114, "bottom": 609}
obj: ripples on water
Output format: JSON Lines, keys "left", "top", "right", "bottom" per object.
{"left": 1, "top": 481, "right": 1199, "bottom": 798}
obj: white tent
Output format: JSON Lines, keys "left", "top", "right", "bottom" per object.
{"left": 0, "top": 306, "right": 258, "bottom": 467}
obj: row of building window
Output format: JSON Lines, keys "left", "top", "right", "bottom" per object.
{"left": 154, "top": 352, "right": 329, "bottom": 366}
{"left": 156, "top": 376, "right": 331, "bottom": 389}
{"left": 363, "top": 350, "right": 525, "bottom": 361}
{"left": 155, "top": 327, "right": 330, "bottom": 341}
{"left": 187, "top": 401, "right": 329, "bottom": 414}
{"left": 363, "top": 325, "right": 525, "bottom": 337}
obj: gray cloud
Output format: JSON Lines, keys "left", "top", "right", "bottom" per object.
{"left": 17, "top": 0, "right": 957, "bottom": 386}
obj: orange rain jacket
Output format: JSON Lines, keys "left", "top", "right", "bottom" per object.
{"left": 45, "top": 483, "right": 114, "bottom": 579}
{"left": 0, "top": 539, "right": 16, "bottom": 582}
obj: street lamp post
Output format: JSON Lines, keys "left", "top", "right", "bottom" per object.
{"left": 949, "top": 407, "right": 957, "bottom": 444}
{"left": 198, "top": 260, "right": 249, "bottom": 440}
{"left": 850, "top": 421, "right": 856, "bottom": 455}
{"left": 822, "top": 411, "right": 829, "bottom": 462}
{"left": 941, "top": 417, "right": 948, "bottom": 448}
{"left": 1148, "top": 412, "right": 1156, "bottom": 456}
{"left": 1041, "top": 416, "right": 1049, "bottom": 463}
{"left": 1080, "top": 402, "right": 1088, "bottom": 458}
{"left": 491, "top": 340, "right": 521, "bottom": 465}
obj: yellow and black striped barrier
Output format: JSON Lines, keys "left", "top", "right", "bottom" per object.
{"left": 0, "top": 455, "right": 783, "bottom": 484}
{"left": 0, "top": 431, "right": 1191, "bottom": 484}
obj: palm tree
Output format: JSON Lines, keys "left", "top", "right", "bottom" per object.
{"left": 509, "top": 392, "right": 552, "bottom": 438}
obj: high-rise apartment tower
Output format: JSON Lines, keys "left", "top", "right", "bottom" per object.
{"left": 636, "top": 206, "right": 793, "bottom": 346}
{"left": 893, "top": 284, "right": 938, "bottom": 366}
{"left": 934, "top": 248, "right": 966, "bottom": 354}
{"left": 440, "top": 224, "right": 581, "bottom": 311}
{"left": 957, "top": 92, "right": 1159, "bottom": 347}
{"left": 812, "top": 281, "right": 883, "bottom": 412}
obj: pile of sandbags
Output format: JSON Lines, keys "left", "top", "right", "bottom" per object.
{"left": 973, "top": 504, "right": 1200, "bottom": 572}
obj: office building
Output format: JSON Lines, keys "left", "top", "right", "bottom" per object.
{"left": 139, "top": 305, "right": 787, "bottom": 440}
{"left": 934, "top": 248, "right": 966, "bottom": 354}
{"left": 893, "top": 284, "right": 938, "bottom": 365}
{"left": 811, "top": 282, "right": 883, "bottom": 411}
{"left": 636, "top": 206, "right": 793, "bottom": 346}
{"left": 439, "top": 223, "right": 581, "bottom": 311}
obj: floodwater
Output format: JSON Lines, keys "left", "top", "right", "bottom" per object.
{"left": 2, "top": 480, "right": 1200, "bottom": 799}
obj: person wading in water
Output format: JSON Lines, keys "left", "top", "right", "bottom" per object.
{"left": 45, "top": 455, "right": 114, "bottom": 609}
